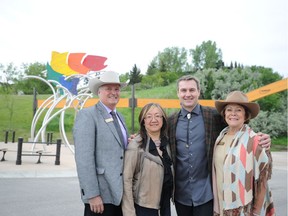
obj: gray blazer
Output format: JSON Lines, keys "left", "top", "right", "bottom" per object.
{"left": 73, "top": 102, "right": 128, "bottom": 205}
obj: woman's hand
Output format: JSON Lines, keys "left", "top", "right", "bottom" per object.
{"left": 257, "top": 132, "right": 271, "bottom": 149}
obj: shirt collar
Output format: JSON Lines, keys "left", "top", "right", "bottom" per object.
{"left": 180, "top": 104, "right": 201, "bottom": 118}
{"left": 100, "top": 101, "right": 117, "bottom": 114}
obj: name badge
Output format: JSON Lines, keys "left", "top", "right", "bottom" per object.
{"left": 105, "top": 118, "right": 113, "bottom": 123}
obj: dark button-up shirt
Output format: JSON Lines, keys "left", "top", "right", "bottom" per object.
{"left": 174, "top": 104, "right": 213, "bottom": 206}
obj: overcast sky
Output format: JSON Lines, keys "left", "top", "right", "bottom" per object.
{"left": 0, "top": 0, "right": 287, "bottom": 77}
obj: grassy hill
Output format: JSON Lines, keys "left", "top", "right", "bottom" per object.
{"left": 0, "top": 83, "right": 178, "bottom": 142}
{"left": 0, "top": 83, "right": 286, "bottom": 151}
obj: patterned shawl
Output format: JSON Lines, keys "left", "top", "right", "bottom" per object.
{"left": 212, "top": 124, "right": 275, "bottom": 216}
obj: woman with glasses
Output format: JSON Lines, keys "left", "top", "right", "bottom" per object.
{"left": 122, "top": 103, "right": 173, "bottom": 216}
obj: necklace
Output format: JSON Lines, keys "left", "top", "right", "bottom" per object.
{"left": 154, "top": 139, "right": 161, "bottom": 147}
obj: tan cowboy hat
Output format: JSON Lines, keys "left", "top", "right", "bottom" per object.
{"left": 88, "top": 71, "right": 127, "bottom": 95}
{"left": 215, "top": 91, "right": 260, "bottom": 119}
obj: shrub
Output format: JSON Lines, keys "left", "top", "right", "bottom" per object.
{"left": 250, "top": 111, "right": 287, "bottom": 138}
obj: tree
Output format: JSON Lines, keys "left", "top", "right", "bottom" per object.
{"left": 250, "top": 66, "right": 284, "bottom": 112}
{"left": 193, "top": 68, "right": 217, "bottom": 99}
{"left": 129, "top": 64, "right": 142, "bottom": 85}
{"left": 250, "top": 110, "right": 287, "bottom": 138}
{"left": 250, "top": 66, "right": 283, "bottom": 85}
{"left": 146, "top": 59, "right": 158, "bottom": 75}
{"left": 0, "top": 84, "right": 15, "bottom": 129}
{"left": 190, "top": 40, "right": 222, "bottom": 70}
{"left": 197, "top": 66, "right": 286, "bottom": 138}
{"left": 216, "top": 60, "right": 224, "bottom": 69}
{"left": 120, "top": 72, "right": 129, "bottom": 83}
{"left": 141, "top": 72, "right": 164, "bottom": 88}
{"left": 0, "top": 63, "right": 18, "bottom": 129}
{"left": 147, "top": 47, "right": 188, "bottom": 73}
{"left": 194, "top": 66, "right": 286, "bottom": 138}
{"left": 0, "top": 62, "right": 21, "bottom": 85}
{"left": 210, "top": 67, "right": 261, "bottom": 100}
{"left": 17, "top": 62, "right": 50, "bottom": 94}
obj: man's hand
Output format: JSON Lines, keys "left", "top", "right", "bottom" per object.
{"left": 128, "top": 133, "right": 136, "bottom": 143}
{"left": 257, "top": 132, "right": 271, "bottom": 149}
{"left": 89, "top": 195, "right": 104, "bottom": 214}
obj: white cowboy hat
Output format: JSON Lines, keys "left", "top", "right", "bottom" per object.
{"left": 215, "top": 91, "right": 260, "bottom": 119}
{"left": 88, "top": 71, "right": 127, "bottom": 95}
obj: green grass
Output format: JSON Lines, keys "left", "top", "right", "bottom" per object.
{"left": 121, "top": 82, "right": 178, "bottom": 98}
{"left": 0, "top": 86, "right": 287, "bottom": 151}
{"left": 0, "top": 94, "right": 75, "bottom": 142}
{"left": 0, "top": 85, "right": 178, "bottom": 143}
{"left": 271, "top": 137, "right": 288, "bottom": 151}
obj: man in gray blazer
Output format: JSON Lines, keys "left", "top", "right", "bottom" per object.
{"left": 73, "top": 71, "right": 128, "bottom": 216}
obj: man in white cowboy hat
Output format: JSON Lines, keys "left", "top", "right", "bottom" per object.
{"left": 167, "top": 75, "right": 271, "bottom": 216}
{"left": 74, "top": 71, "right": 128, "bottom": 216}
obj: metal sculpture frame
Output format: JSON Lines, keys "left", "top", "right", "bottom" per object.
{"left": 25, "top": 72, "right": 99, "bottom": 154}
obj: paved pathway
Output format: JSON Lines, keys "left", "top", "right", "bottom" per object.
{"left": 0, "top": 142, "right": 287, "bottom": 216}
{"left": 0, "top": 142, "right": 77, "bottom": 178}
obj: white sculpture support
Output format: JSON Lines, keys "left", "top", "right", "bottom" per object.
{"left": 25, "top": 72, "right": 98, "bottom": 154}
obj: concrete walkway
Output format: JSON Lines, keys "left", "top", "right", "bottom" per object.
{"left": 1, "top": 141, "right": 286, "bottom": 178}
{"left": 0, "top": 142, "right": 287, "bottom": 216}
{"left": 0, "top": 142, "right": 77, "bottom": 178}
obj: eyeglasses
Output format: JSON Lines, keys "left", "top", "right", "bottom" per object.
{"left": 145, "top": 114, "right": 163, "bottom": 121}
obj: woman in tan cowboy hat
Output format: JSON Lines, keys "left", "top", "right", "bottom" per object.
{"left": 212, "top": 91, "right": 275, "bottom": 216}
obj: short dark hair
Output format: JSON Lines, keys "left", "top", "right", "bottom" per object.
{"left": 176, "top": 75, "right": 200, "bottom": 91}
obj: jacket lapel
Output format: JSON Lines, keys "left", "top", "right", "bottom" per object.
{"left": 96, "top": 103, "right": 123, "bottom": 148}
